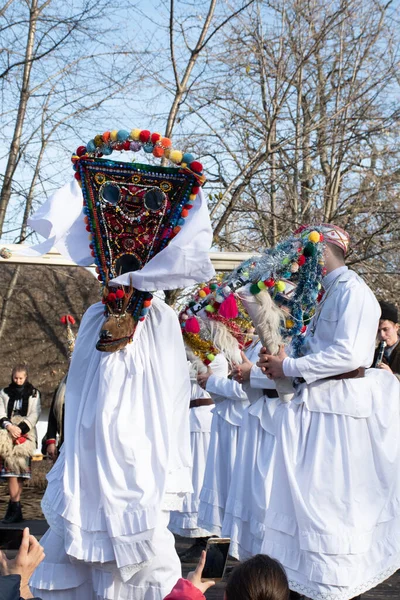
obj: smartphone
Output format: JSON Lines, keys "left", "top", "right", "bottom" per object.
{"left": 202, "top": 537, "right": 231, "bottom": 581}
{"left": 0, "top": 527, "right": 24, "bottom": 550}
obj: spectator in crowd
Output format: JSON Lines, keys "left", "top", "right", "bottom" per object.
{"left": 374, "top": 300, "right": 400, "bottom": 376}
{"left": 164, "top": 551, "right": 289, "bottom": 600}
{"left": 0, "top": 365, "right": 41, "bottom": 523}
{"left": 0, "top": 527, "right": 45, "bottom": 599}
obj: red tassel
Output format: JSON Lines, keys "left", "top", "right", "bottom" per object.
{"left": 219, "top": 294, "right": 238, "bottom": 319}
{"left": 185, "top": 316, "right": 200, "bottom": 334}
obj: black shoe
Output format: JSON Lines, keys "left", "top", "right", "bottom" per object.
{"left": 2, "top": 501, "right": 23, "bottom": 524}
{"left": 179, "top": 538, "right": 208, "bottom": 563}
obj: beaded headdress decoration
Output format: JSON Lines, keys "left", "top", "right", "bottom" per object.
{"left": 71, "top": 128, "right": 206, "bottom": 352}
{"left": 186, "top": 227, "right": 326, "bottom": 358}
{"left": 179, "top": 282, "right": 253, "bottom": 366}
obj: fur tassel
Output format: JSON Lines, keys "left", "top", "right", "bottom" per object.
{"left": 0, "top": 415, "right": 36, "bottom": 475}
{"left": 236, "top": 285, "right": 284, "bottom": 354}
{"left": 219, "top": 294, "right": 239, "bottom": 319}
{"left": 185, "top": 316, "right": 200, "bottom": 334}
{"left": 204, "top": 320, "right": 242, "bottom": 366}
{"left": 186, "top": 346, "right": 208, "bottom": 374}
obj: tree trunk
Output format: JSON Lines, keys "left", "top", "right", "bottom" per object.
{"left": 0, "top": 0, "right": 38, "bottom": 236}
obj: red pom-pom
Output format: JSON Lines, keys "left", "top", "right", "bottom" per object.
{"left": 74, "top": 172, "right": 81, "bottom": 181}
{"left": 85, "top": 225, "right": 91, "bottom": 232}
{"left": 151, "top": 132, "right": 161, "bottom": 144}
{"left": 173, "top": 226, "right": 181, "bottom": 234}
{"left": 190, "top": 161, "right": 203, "bottom": 173}
{"left": 204, "top": 358, "right": 211, "bottom": 366}
{"left": 202, "top": 287, "right": 211, "bottom": 295}
{"left": 123, "top": 140, "right": 130, "bottom": 150}
{"left": 185, "top": 316, "right": 200, "bottom": 334}
{"left": 114, "top": 143, "right": 123, "bottom": 151}
{"left": 97, "top": 275, "right": 102, "bottom": 281}
{"left": 219, "top": 294, "right": 238, "bottom": 319}
{"left": 184, "top": 204, "right": 194, "bottom": 210}
{"left": 298, "top": 255, "right": 306, "bottom": 266}
{"left": 319, "top": 234, "right": 324, "bottom": 241}
{"left": 192, "top": 186, "right": 200, "bottom": 194}
{"left": 60, "top": 316, "right": 67, "bottom": 325}
{"left": 76, "top": 146, "right": 86, "bottom": 156}
{"left": 139, "top": 130, "right": 151, "bottom": 142}
{"left": 264, "top": 278, "right": 275, "bottom": 288}
{"left": 67, "top": 315, "right": 75, "bottom": 324}
{"left": 107, "top": 292, "right": 117, "bottom": 302}
{"left": 301, "top": 325, "right": 307, "bottom": 333}
{"left": 116, "top": 289, "right": 124, "bottom": 299}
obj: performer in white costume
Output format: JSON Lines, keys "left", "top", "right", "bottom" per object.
{"left": 222, "top": 356, "right": 279, "bottom": 561}
{"left": 259, "top": 224, "right": 400, "bottom": 600}
{"left": 169, "top": 355, "right": 224, "bottom": 561}
{"left": 5, "top": 130, "right": 215, "bottom": 600}
{"left": 196, "top": 339, "right": 258, "bottom": 537}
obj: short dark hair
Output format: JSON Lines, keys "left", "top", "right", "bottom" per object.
{"left": 225, "top": 554, "right": 290, "bottom": 600}
{"left": 326, "top": 242, "right": 345, "bottom": 262}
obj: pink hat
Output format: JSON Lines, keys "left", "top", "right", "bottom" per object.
{"left": 294, "top": 223, "right": 350, "bottom": 255}
{"left": 320, "top": 223, "right": 350, "bottom": 255}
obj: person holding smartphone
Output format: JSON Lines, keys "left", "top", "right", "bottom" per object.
{"left": 0, "top": 527, "right": 45, "bottom": 599}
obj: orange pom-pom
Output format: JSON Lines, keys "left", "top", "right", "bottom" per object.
{"left": 143, "top": 299, "right": 152, "bottom": 308}
{"left": 173, "top": 226, "right": 181, "bottom": 234}
{"left": 102, "top": 131, "right": 110, "bottom": 142}
{"left": 161, "top": 137, "right": 172, "bottom": 148}
{"left": 181, "top": 209, "right": 189, "bottom": 218}
{"left": 153, "top": 146, "right": 164, "bottom": 158}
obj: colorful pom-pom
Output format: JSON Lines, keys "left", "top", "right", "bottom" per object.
{"left": 143, "top": 142, "right": 153, "bottom": 153}
{"left": 205, "top": 305, "right": 216, "bottom": 313}
{"left": 130, "top": 129, "right": 141, "bottom": 140}
{"left": 264, "top": 278, "right": 275, "bottom": 288}
{"left": 102, "top": 145, "right": 112, "bottom": 155}
{"left": 275, "top": 281, "right": 286, "bottom": 292}
{"left": 198, "top": 290, "right": 207, "bottom": 298}
{"left": 303, "top": 242, "right": 316, "bottom": 257}
{"left": 185, "top": 316, "right": 200, "bottom": 334}
{"left": 203, "top": 287, "right": 211, "bottom": 295}
{"left": 285, "top": 319, "right": 295, "bottom": 328}
{"left": 130, "top": 141, "right": 141, "bottom": 152}
{"left": 250, "top": 283, "right": 261, "bottom": 294}
{"left": 116, "top": 289, "right": 125, "bottom": 299}
{"left": 60, "top": 315, "right": 75, "bottom": 325}
{"left": 308, "top": 231, "right": 321, "bottom": 243}
{"left": 181, "top": 313, "right": 189, "bottom": 321}
{"left": 102, "top": 132, "right": 111, "bottom": 143}
{"left": 219, "top": 294, "right": 239, "bottom": 319}
{"left": 117, "top": 130, "right": 130, "bottom": 142}
{"left": 74, "top": 172, "right": 81, "bottom": 181}
{"left": 206, "top": 353, "right": 216, "bottom": 362}
{"left": 257, "top": 280, "right": 266, "bottom": 290}
{"left": 153, "top": 146, "right": 164, "bottom": 158}
{"left": 94, "top": 134, "right": 103, "bottom": 147}
{"left": 210, "top": 283, "right": 218, "bottom": 291}
{"left": 291, "top": 263, "right": 299, "bottom": 273}
{"left": 173, "top": 226, "right": 181, "bottom": 234}
{"left": 139, "top": 130, "right": 151, "bottom": 143}
{"left": 151, "top": 132, "right": 161, "bottom": 144}
{"left": 123, "top": 140, "right": 131, "bottom": 150}
{"left": 301, "top": 325, "right": 307, "bottom": 333}
{"left": 143, "top": 299, "right": 152, "bottom": 307}
{"left": 297, "top": 255, "right": 306, "bottom": 266}
{"left": 170, "top": 149, "right": 183, "bottom": 163}
{"left": 76, "top": 145, "right": 87, "bottom": 156}
{"left": 190, "top": 160, "right": 203, "bottom": 173}
{"left": 110, "top": 130, "right": 119, "bottom": 142}
{"left": 161, "top": 137, "right": 172, "bottom": 148}
{"left": 86, "top": 140, "right": 96, "bottom": 152}
{"left": 107, "top": 292, "right": 117, "bottom": 302}
{"left": 282, "top": 257, "right": 290, "bottom": 265}
{"left": 182, "top": 152, "right": 195, "bottom": 165}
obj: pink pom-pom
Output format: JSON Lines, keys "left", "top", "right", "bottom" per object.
{"left": 218, "top": 294, "right": 238, "bottom": 319}
{"left": 185, "top": 316, "right": 200, "bottom": 334}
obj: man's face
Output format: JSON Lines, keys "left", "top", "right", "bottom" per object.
{"left": 377, "top": 319, "right": 399, "bottom": 346}
{"left": 12, "top": 371, "right": 27, "bottom": 386}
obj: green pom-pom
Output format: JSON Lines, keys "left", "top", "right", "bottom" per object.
{"left": 250, "top": 283, "right": 261, "bottom": 294}
{"left": 210, "top": 283, "right": 218, "bottom": 291}
{"left": 257, "top": 280, "right": 266, "bottom": 290}
{"left": 303, "top": 242, "right": 316, "bottom": 257}
{"left": 207, "top": 353, "right": 215, "bottom": 361}
{"left": 282, "top": 257, "right": 290, "bottom": 265}
{"left": 188, "top": 301, "right": 196, "bottom": 307}
{"left": 275, "top": 280, "right": 286, "bottom": 292}
{"left": 205, "top": 304, "right": 216, "bottom": 313}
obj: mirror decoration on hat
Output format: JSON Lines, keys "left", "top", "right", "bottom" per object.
{"left": 71, "top": 128, "right": 206, "bottom": 353}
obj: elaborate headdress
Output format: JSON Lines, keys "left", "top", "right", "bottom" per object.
{"left": 4, "top": 128, "right": 215, "bottom": 352}
{"left": 186, "top": 227, "right": 326, "bottom": 358}
{"left": 295, "top": 223, "right": 350, "bottom": 255}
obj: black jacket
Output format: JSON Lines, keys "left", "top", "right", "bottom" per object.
{"left": 0, "top": 574, "right": 41, "bottom": 600}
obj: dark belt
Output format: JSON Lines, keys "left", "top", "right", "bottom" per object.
{"left": 263, "top": 389, "right": 280, "bottom": 398}
{"left": 296, "top": 367, "right": 366, "bottom": 385}
{"left": 190, "top": 398, "right": 215, "bottom": 409}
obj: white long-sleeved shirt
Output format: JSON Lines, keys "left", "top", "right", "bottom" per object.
{"left": 283, "top": 267, "right": 380, "bottom": 384}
